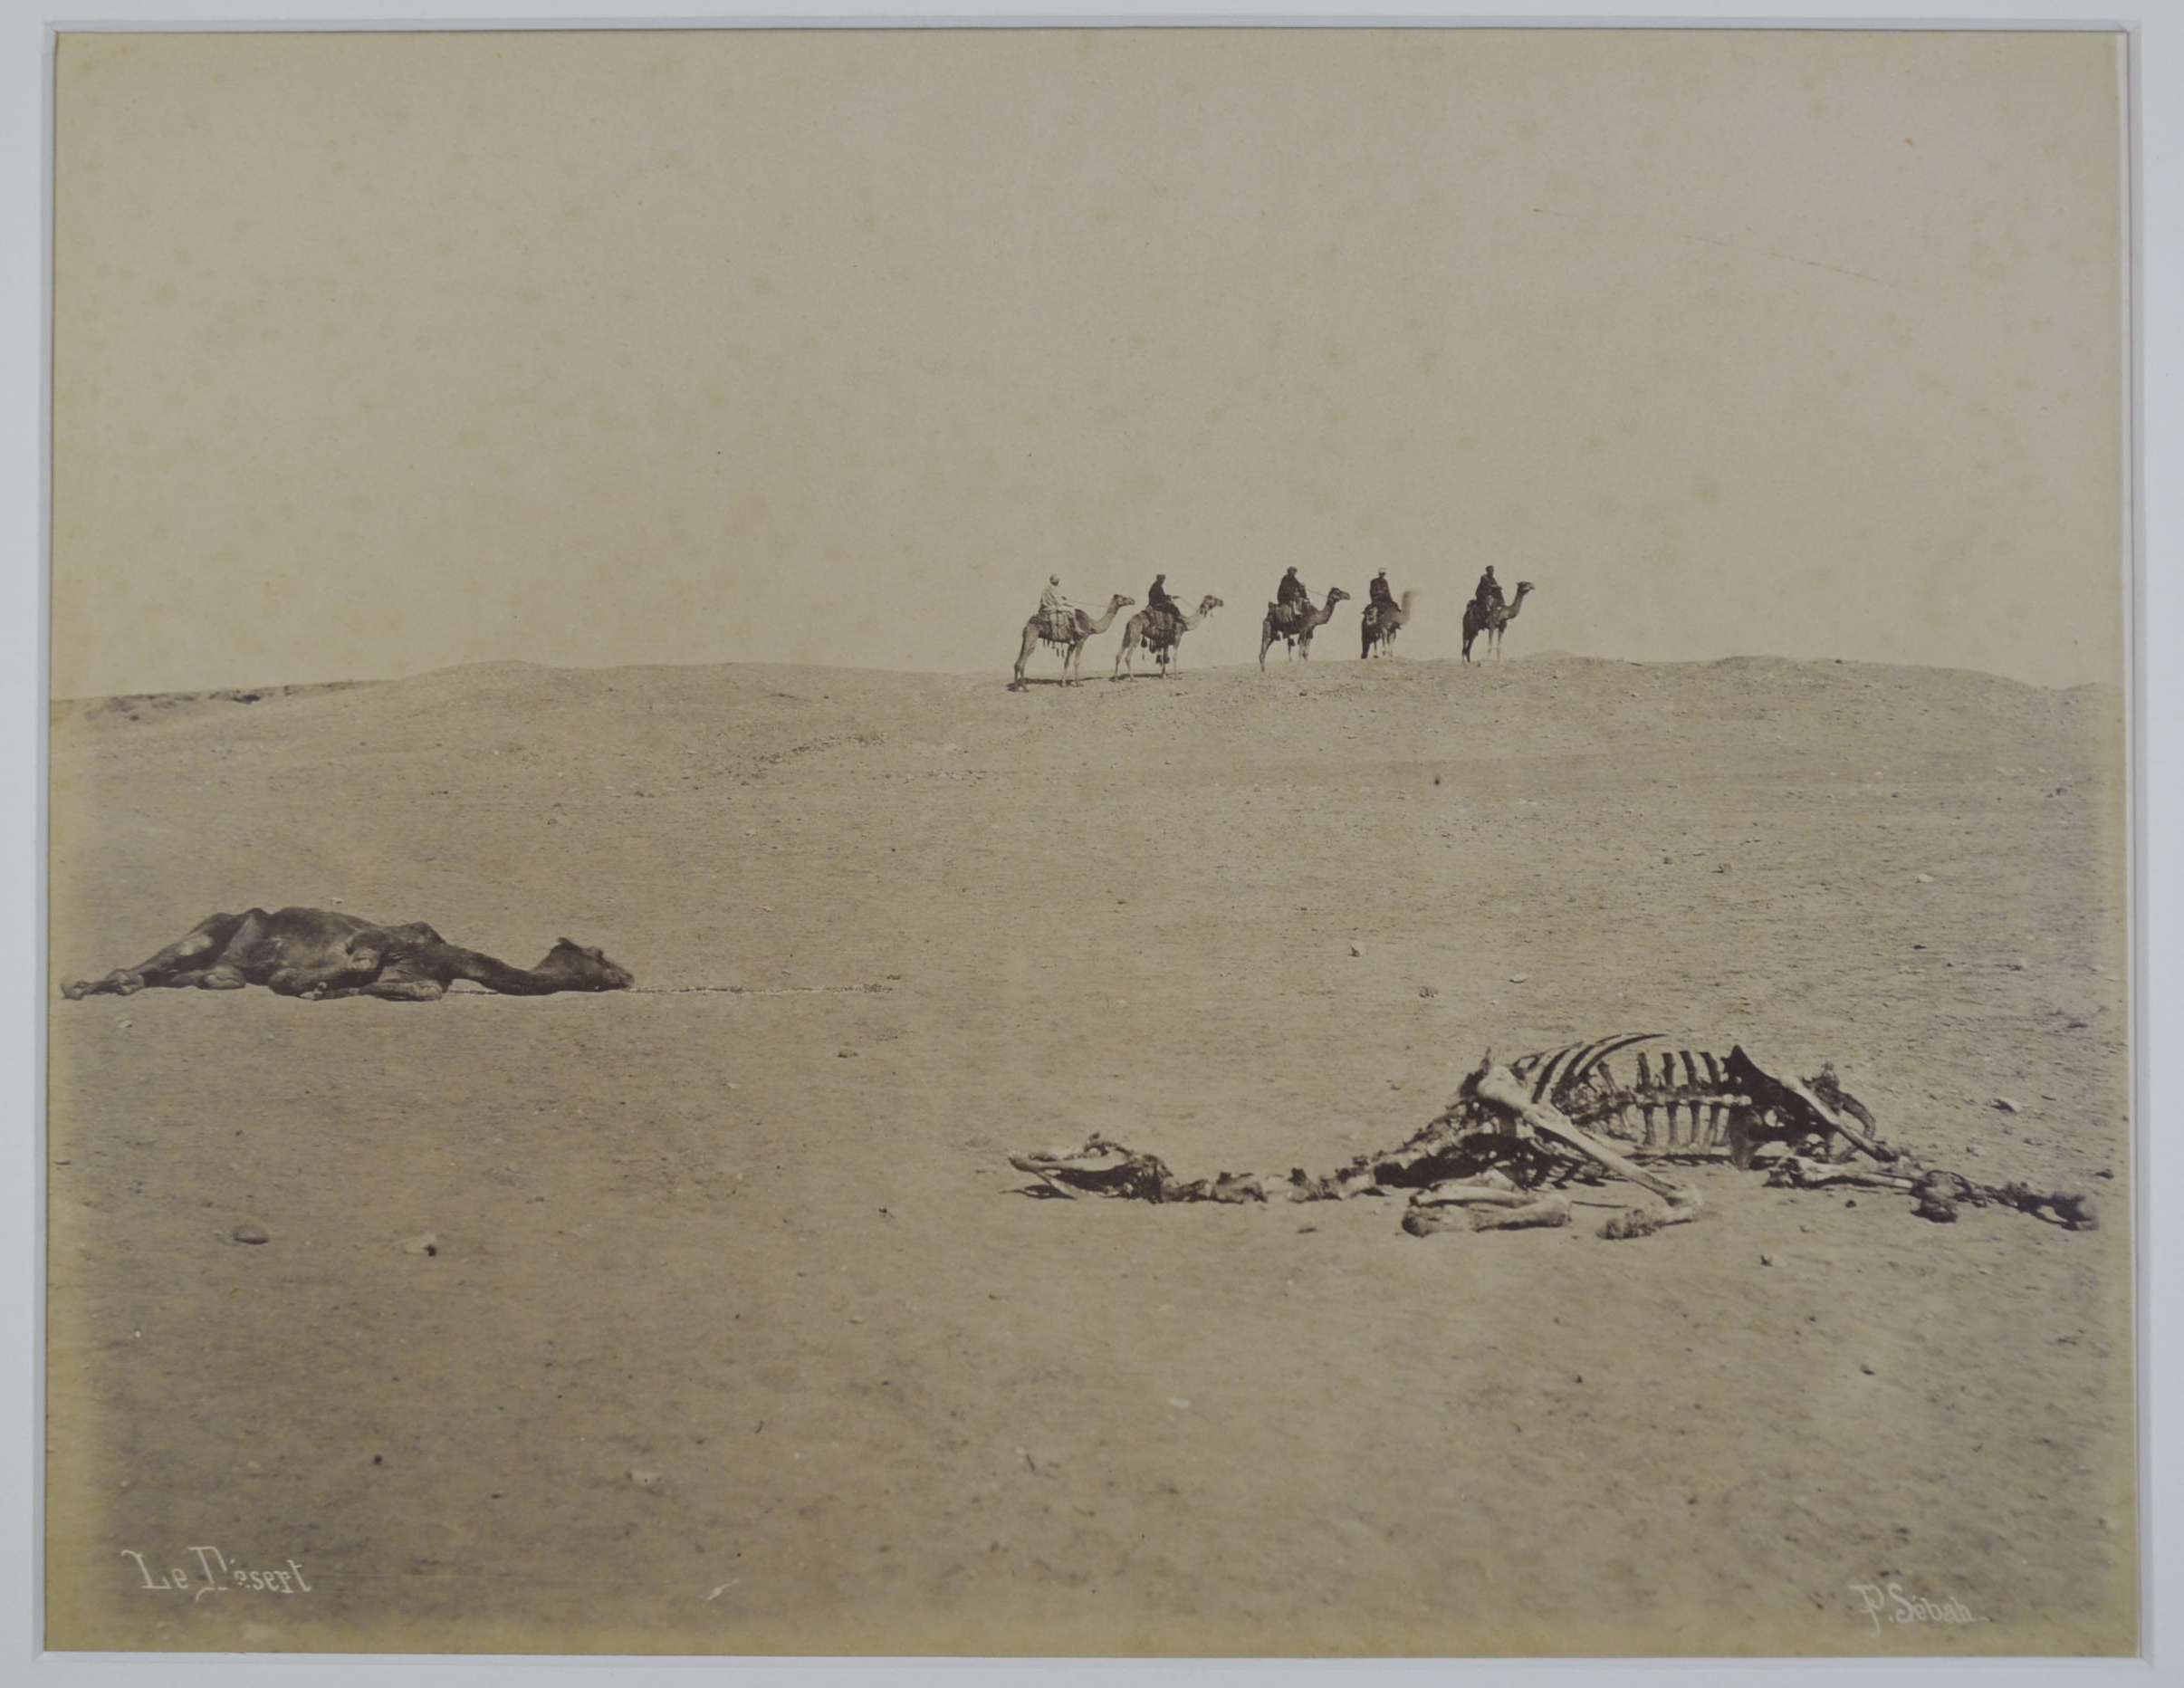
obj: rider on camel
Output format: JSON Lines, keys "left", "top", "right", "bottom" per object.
{"left": 1473, "top": 566, "right": 1506, "bottom": 619}
{"left": 1274, "top": 566, "right": 1311, "bottom": 631}
{"left": 1369, "top": 570, "right": 1397, "bottom": 613}
{"left": 1146, "top": 573, "right": 1183, "bottom": 632}
{"left": 1039, "top": 575, "right": 1074, "bottom": 640}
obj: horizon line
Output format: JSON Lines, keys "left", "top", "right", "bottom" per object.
{"left": 50, "top": 647, "right": 2127, "bottom": 707}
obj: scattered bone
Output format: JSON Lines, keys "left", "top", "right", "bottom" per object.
{"left": 1401, "top": 1204, "right": 1475, "bottom": 1238}
{"left": 1210, "top": 1172, "right": 1269, "bottom": 1205}
{"left": 1411, "top": 1179, "right": 1535, "bottom": 1209}
{"left": 1403, "top": 1194, "right": 1570, "bottom": 1236}
{"left": 1905, "top": 1168, "right": 2097, "bottom": 1230}
{"left": 1009, "top": 1140, "right": 1179, "bottom": 1203}
{"left": 1599, "top": 1206, "right": 1674, "bottom": 1241}
{"left": 1765, "top": 1157, "right": 1913, "bottom": 1194}
{"left": 1467, "top": 1195, "right": 1571, "bottom": 1232}
{"left": 1911, "top": 1171, "right": 1978, "bottom": 1223}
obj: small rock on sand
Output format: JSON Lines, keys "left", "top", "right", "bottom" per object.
{"left": 232, "top": 1223, "right": 270, "bottom": 1245}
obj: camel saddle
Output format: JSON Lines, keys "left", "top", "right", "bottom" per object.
{"left": 1036, "top": 608, "right": 1079, "bottom": 644}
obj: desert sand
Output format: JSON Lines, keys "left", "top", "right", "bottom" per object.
{"left": 44, "top": 650, "right": 2132, "bottom": 1656}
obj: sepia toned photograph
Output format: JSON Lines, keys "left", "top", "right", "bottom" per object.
{"left": 41, "top": 20, "right": 2136, "bottom": 1662}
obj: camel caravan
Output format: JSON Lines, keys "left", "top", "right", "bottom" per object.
{"left": 1011, "top": 566, "right": 1537, "bottom": 686}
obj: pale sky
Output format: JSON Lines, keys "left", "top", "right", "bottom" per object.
{"left": 51, "top": 26, "right": 2127, "bottom": 695}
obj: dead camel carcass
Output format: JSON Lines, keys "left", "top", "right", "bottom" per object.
{"left": 61, "top": 907, "right": 636, "bottom": 1002}
{"left": 1010, "top": 1042, "right": 1771, "bottom": 1240}
{"left": 1010, "top": 1031, "right": 2095, "bottom": 1239}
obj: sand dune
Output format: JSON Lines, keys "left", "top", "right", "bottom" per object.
{"left": 46, "top": 653, "right": 2132, "bottom": 1655}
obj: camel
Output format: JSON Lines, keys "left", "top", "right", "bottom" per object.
{"left": 1359, "top": 590, "right": 1416, "bottom": 660}
{"left": 61, "top": 907, "right": 636, "bottom": 1002}
{"left": 1114, "top": 595, "right": 1222, "bottom": 679}
{"left": 1259, "top": 587, "right": 1349, "bottom": 669}
{"left": 1461, "top": 580, "right": 1536, "bottom": 662}
{"left": 1011, "top": 594, "right": 1135, "bottom": 688}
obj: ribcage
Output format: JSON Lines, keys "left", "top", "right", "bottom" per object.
{"left": 1505, "top": 1035, "right": 1753, "bottom": 1156}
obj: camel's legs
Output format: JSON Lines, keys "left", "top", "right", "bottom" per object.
{"left": 314, "top": 978, "right": 447, "bottom": 1002}
{"left": 62, "top": 972, "right": 141, "bottom": 999}
{"left": 168, "top": 966, "right": 249, "bottom": 990}
{"left": 64, "top": 910, "right": 255, "bottom": 997}
{"left": 266, "top": 953, "right": 381, "bottom": 997}
{"left": 127, "top": 912, "right": 249, "bottom": 982}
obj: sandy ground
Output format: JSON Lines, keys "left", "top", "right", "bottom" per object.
{"left": 44, "top": 651, "right": 2133, "bottom": 1656}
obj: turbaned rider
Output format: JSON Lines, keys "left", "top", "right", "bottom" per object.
{"left": 1039, "top": 575, "right": 1075, "bottom": 641}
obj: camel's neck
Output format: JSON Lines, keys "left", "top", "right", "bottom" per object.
{"left": 444, "top": 945, "right": 569, "bottom": 995}
{"left": 1087, "top": 605, "right": 1119, "bottom": 632}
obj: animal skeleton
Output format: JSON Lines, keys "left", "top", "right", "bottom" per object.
{"left": 1010, "top": 1034, "right": 2095, "bottom": 1239}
